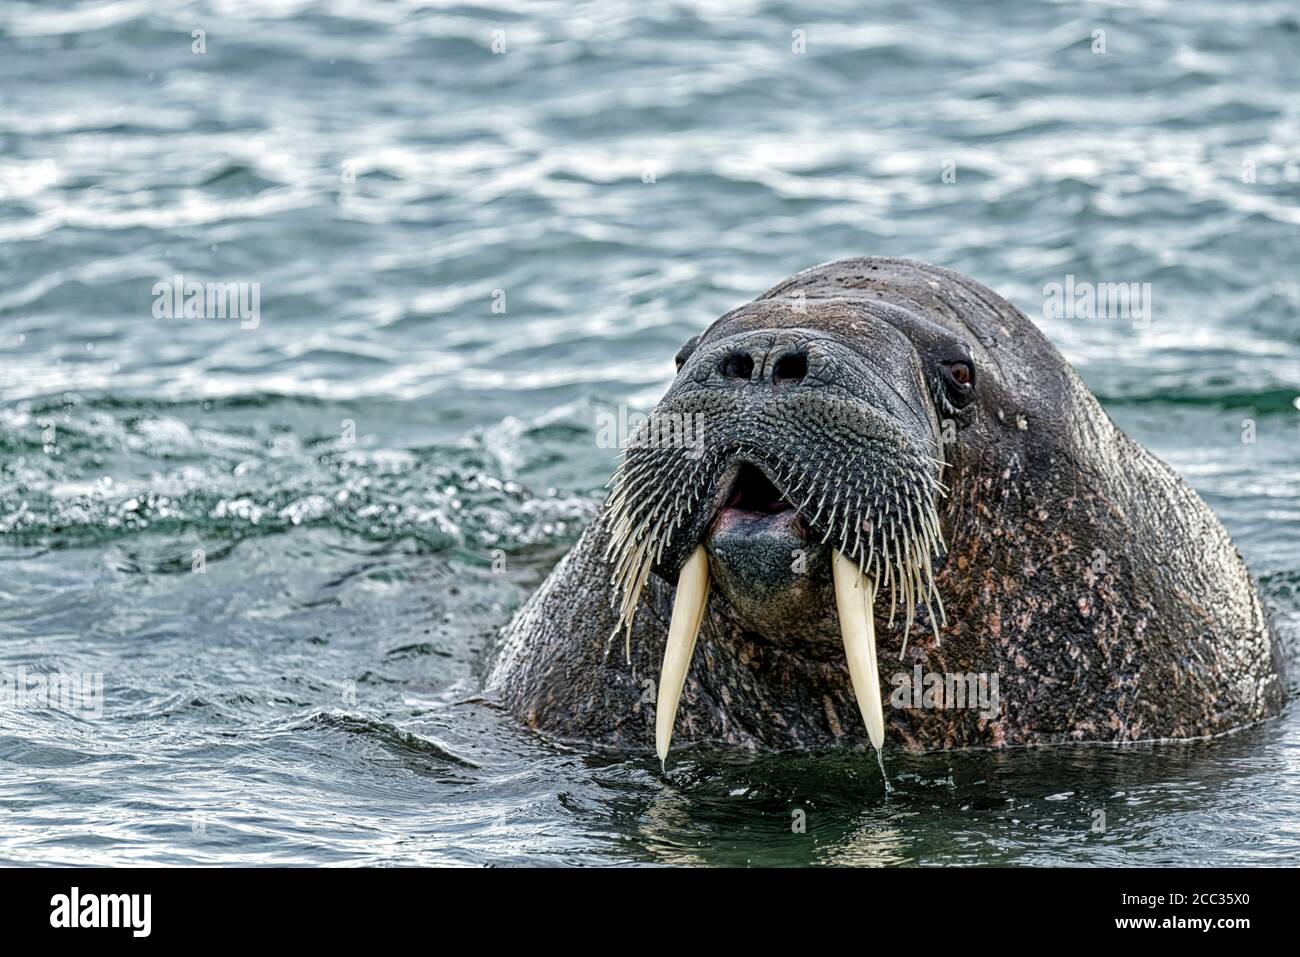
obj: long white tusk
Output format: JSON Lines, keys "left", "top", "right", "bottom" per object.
{"left": 655, "top": 545, "right": 710, "bottom": 764}
{"left": 831, "top": 548, "right": 885, "bottom": 751}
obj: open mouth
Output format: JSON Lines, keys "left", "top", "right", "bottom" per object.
{"left": 723, "top": 464, "right": 795, "bottom": 516}
{"left": 708, "top": 463, "right": 805, "bottom": 541}
{"left": 603, "top": 429, "right": 947, "bottom": 766}
{"left": 654, "top": 462, "right": 888, "bottom": 767}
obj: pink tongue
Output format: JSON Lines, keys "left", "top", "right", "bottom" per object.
{"left": 710, "top": 503, "right": 801, "bottom": 542}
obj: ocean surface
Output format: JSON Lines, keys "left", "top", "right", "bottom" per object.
{"left": 1, "top": 0, "right": 1298, "bottom": 866}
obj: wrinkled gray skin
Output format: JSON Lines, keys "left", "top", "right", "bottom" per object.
{"left": 487, "top": 258, "right": 1286, "bottom": 752}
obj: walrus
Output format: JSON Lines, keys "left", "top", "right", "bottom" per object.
{"left": 487, "top": 258, "right": 1286, "bottom": 758}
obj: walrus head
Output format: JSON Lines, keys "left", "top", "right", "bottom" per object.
{"left": 603, "top": 287, "right": 985, "bottom": 760}
{"left": 492, "top": 257, "right": 1283, "bottom": 755}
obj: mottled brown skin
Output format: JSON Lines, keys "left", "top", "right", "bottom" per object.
{"left": 487, "top": 258, "right": 1286, "bottom": 753}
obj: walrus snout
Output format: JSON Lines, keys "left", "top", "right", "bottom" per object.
{"left": 605, "top": 308, "right": 948, "bottom": 607}
{"left": 601, "top": 300, "right": 952, "bottom": 758}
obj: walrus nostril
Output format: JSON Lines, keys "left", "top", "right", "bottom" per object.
{"left": 773, "top": 352, "right": 808, "bottom": 382}
{"left": 719, "top": 352, "right": 754, "bottom": 380}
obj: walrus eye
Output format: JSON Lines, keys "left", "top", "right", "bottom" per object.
{"left": 675, "top": 335, "right": 701, "bottom": 372}
{"left": 938, "top": 359, "right": 975, "bottom": 413}
{"left": 944, "top": 360, "right": 974, "bottom": 390}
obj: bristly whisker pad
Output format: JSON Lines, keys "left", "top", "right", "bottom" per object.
{"left": 600, "top": 394, "right": 948, "bottom": 661}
